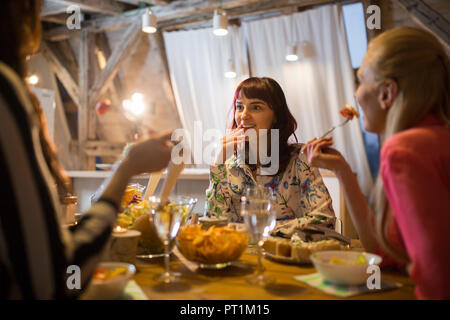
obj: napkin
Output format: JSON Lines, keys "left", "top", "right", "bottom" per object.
{"left": 293, "top": 273, "right": 402, "bottom": 298}
{"left": 119, "top": 280, "right": 148, "bottom": 300}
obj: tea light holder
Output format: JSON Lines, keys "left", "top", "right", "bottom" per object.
{"left": 103, "top": 229, "right": 141, "bottom": 265}
{"left": 113, "top": 226, "right": 128, "bottom": 233}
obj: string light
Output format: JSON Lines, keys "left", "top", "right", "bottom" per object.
{"left": 123, "top": 92, "right": 146, "bottom": 116}
{"left": 27, "top": 74, "right": 39, "bottom": 85}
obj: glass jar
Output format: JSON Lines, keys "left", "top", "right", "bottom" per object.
{"left": 62, "top": 195, "right": 78, "bottom": 225}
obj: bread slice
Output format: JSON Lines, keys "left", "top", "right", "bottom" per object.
{"left": 276, "top": 241, "right": 292, "bottom": 257}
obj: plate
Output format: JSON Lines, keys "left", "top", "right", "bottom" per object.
{"left": 264, "top": 251, "right": 313, "bottom": 265}
{"left": 136, "top": 252, "right": 169, "bottom": 259}
{"left": 197, "top": 261, "right": 233, "bottom": 269}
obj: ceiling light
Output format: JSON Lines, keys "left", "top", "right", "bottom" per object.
{"left": 285, "top": 44, "right": 298, "bottom": 62}
{"left": 224, "top": 58, "right": 236, "bottom": 78}
{"left": 213, "top": 9, "right": 228, "bottom": 36}
{"left": 142, "top": 9, "right": 157, "bottom": 34}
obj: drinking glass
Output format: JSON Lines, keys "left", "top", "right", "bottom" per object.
{"left": 241, "top": 186, "right": 277, "bottom": 286}
{"left": 150, "top": 196, "right": 191, "bottom": 284}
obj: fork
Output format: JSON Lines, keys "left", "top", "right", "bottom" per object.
{"left": 318, "top": 118, "right": 350, "bottom": 139}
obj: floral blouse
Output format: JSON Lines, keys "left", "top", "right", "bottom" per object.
{"left": 205, "top": 144, "right": 335, "bottom": 226}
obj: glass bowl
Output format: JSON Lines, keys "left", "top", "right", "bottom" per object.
{"left": 176, "top": 224, "right": 248, "bottom": 269}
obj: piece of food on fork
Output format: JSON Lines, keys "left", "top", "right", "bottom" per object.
{"left": 339, "top": 104, "right": 359, "bottom": 120}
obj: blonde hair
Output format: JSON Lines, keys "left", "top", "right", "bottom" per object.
{"left": 367, "top": 27, "right": 450, "bottom": 264}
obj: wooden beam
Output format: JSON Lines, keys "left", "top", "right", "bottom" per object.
{"left": 41, "top": 13, "right": 69, "bottom": 24}
{"left": 41, "top": 1, "right": 68, "bottom": 16}
{"left": 78, "top": 29, "right": 91, "bottom": 169}
{"left": 85, "top": 141, "right": 126, "bottom": 156}
{"left": 95, "top": 32, "right": 124, "bottom": 106}
{"left": 88, "top": 21, "right": 141, "bottom": 107}
{"left": 44, "top": 0, "right": 339, "bottom": 41}
{"left": 393, "top": 0, "right": 450, "bottom": 47}
{"left": 159, "top": 0, "right": 351, "bottom": 30}
{"left": 45, "top": 0, "right": 124, "bottom": 15}
{"left": 57, "top": 40, "right": 80, "bottom": 80}
{"left": 42, "top": 0, "right": 264, "bottom": 40}
{"left": 88, "top": 35, "right": 99, "bottom": 146}
{"left": 116, "top": 0, "right": 170, "bottom": 5}
{"left": 40, "top": 42, "right": 81, "bottom": 108}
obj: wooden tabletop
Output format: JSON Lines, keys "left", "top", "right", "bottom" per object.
{"left": 133, "top": 248, "right": 416, "bottom": 300}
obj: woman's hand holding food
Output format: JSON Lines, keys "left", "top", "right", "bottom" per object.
{"left": 215, "top": 128, "right": 246, "bottom": 164}
{"left": 301, "top": 137, "right": 347, "bottom": 174}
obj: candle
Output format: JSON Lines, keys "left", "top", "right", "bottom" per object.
{"left": 113, "top": 226, "right": 128, "bottom": 233}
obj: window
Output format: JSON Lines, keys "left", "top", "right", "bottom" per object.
{"left": 343, "top": 2, "right": 380, "bottom": 179}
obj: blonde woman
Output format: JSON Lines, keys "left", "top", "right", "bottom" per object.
{"left": 303, "top": 27, "right": 450, "bottom": 299}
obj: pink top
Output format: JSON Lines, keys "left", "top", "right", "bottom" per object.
{"left": 380, "top": 114, "right": 450, "bottom": 299}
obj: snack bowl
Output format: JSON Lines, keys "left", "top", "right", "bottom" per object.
{"left": 81, "top": 262, "right": 136, "bottom": 300}
{"left": 310, "top": 250, "right": 382, "bottom": 286}
{"left": 176, "top": 224, "right": 248, "bottom": 269}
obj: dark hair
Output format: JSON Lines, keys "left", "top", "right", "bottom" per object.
{"left": 229, "top": 77, "right": 298, "bottom": 175}
{"left": 0, "top": 0, "right": 71, "bottom": 198}
{"left": 0, "top": 1, "right": 42, "bottom": 77}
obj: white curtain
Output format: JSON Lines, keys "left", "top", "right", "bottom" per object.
{"left": 163, "top": 26, "right": 249, "bottom": 166}
{"left": 244, "top": 5, "right": 373, "bottom": 194}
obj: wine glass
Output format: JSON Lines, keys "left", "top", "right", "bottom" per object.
{"left": 241, "top": 186, "right": 277, "bottom": 286}
{"left": 150, "top": 196, "right": 190, "bottom": 284}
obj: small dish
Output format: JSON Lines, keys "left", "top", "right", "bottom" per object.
{"left": 81, "top": 262, "right": 136, "bottom": 300}
{"left": 310, "top": 250, "right": 382, "bottom": 286}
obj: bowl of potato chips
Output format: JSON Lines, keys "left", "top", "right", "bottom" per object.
{"left": 176, "top": 224, "right": 249, "bottom": 269}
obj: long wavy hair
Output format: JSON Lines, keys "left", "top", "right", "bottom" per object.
{"left": 0, "top": 0, "right": 71, "bottom": 198}
{"left": 368, "top": 27, "right": 450, "bottom": 264}
{"left": 229, "top": 77, "right": 298, "bottom": 175}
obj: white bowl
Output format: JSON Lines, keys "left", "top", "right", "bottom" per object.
{"left": 310, "top": 251, "right": 382, "bottom": 286}
{"left": 82, "top": 262, "right": 136, "bottom": 300}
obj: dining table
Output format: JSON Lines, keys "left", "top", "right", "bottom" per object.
{"left": 132, "top": 246, "right": 416, "bottom": 300}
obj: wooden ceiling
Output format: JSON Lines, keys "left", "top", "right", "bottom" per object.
{"left": 41, "top": 0, "right": 355, "bottom": 40}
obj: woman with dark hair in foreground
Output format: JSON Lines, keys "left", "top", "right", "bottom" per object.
{"left": 0, "top": 0, "right": 173, "bottom": 299}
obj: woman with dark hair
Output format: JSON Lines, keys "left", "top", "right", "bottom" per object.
{"left": 0, "top": 0, "right": 173, "bottom": 299}
{"left": 206, "top": 77, "right": 335, "bottom": 226}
